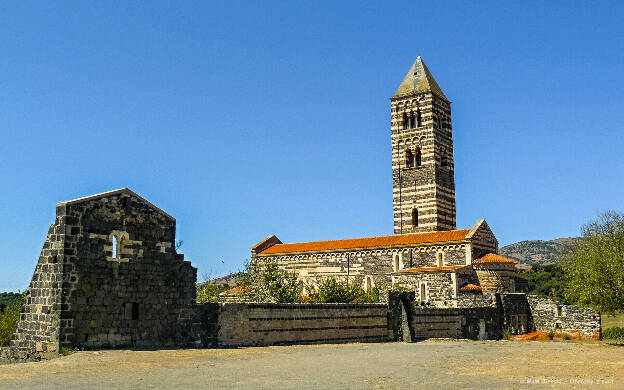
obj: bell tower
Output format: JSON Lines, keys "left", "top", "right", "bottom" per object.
{"left": 391, "top": 57, "right": 456, "bottom": 234}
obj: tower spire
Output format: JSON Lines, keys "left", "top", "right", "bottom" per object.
{"left": 393, "top": 56, "right": 447, "bottom": 100}
{"left": 391, "top": 57, "right": 456, "bottom": 234}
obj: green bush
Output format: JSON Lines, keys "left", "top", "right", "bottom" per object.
{"left": 196, "top": 282, "right": 232, "bottom": 303}
{"left": 0, "top": 294, "right": 24, "bottom": 347}
{"left": 602, "top": 327, "right": 624, "bottom": 340}
{"left": 309, "top": 278, "right": 380, "bottom": 303}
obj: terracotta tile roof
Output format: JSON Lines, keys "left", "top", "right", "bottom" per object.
{"left": 220, "top": 286, "right": 252, "bottom": 295}
{"left": 459, "top": 283, "right": 483, "bottom": 292}
{"left": 394, "top": 265, "right": 465, "bottom": 274}
{"left": 473, "top": 253, "right": 517, "bottom": 264}
{"left": 258, "top": 229, "right": 471, "bottom": 255}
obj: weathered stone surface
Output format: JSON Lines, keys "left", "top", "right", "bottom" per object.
{"left": 10, "top": 189, "right": 198, "bottom": 359}
{"left": 527, "top": 295, "right": 601, "bottom": 337}
{"left": 216, "top": 303, "right": 389, "bottom": 347}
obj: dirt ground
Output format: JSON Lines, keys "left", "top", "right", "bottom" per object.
{"left": 0, "top": 340, "right": 622, "bottom": 389}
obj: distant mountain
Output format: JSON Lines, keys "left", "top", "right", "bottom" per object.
{"left": 202, "top": 272, "right": 245, "bottom": 286}
{"left": 499, "top": 238, "right": 581, "bottom": 265}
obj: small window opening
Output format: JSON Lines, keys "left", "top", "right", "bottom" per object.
{"left": 402, "top": 113, "right": 408, "bottom": 130}
{"left": 415, "top": 148, "right": 422, "bottom": 166}
{"left": 394, "top": 255, "right": 400, "bottom": 272}
{"left": 416, "top": 111, "right": 422, "bottom": 127}
{"left": 412, "top": 208, "right": 419, "bottom": 228}
{"left": 556, "top": 306, "right": 562, "bottom": 317}
{"left": 409, "top": 112, "right": 415, "bottom": 128}
{"left": 405, "top": 149, "right": 414, "bottom": 168}
{"left": 112, "top": 236, "right": 118, "bottom": 259}
{"left": 132, "top": 303, "right": 139, "bottom": 320}
{"left": 437, "top": 252, "right": 443, "bottom": 267}
{"left": 420, "top": 283, "right": 426, "bottom": 302}
{"left": 436, "top": 116, "right": 442, "bottom": 129}
{"left": 365, "top": 276, "right": 372, "bottom": 292}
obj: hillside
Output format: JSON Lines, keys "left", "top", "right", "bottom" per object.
{"left": 499, "top": 238, "right": 581, "bottom": 265}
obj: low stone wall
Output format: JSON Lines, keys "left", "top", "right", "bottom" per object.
{"left": 527, "top": 296, "right": 601, "bottom": 337}
{"left": 411, "top": 307, "right": 502, "bottom": 340}
{"left": 217, "top": 303, "right": 389, "bottom": 347}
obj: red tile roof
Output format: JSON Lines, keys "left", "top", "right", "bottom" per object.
{"left": 258, "top": 229, "right": 471, "bottom": 255}
{"left": 473, "top": 253, "right": 517, "bottom": 264}
{"left": 394, "top": 265, "right": 465, "bottom": 274}
{"left": 459, "top": 283, "right": 483, "bottom": 292}
{"left": 221, "top": 286, "right": 252, "bottom": 295}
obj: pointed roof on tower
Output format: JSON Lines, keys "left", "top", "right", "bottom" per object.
{"left": 393, "top": 56, "right": 447, "bottom": 100}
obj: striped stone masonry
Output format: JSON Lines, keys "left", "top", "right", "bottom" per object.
{"left": 391, "top": 57, "right": 456, "bottom": 234}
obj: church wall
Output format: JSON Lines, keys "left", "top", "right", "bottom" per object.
{"left": 475, "top": 265, "right": 517, "bottom": 294}
{"left": 256, "top": 243, "right": 469, "bottom": 292}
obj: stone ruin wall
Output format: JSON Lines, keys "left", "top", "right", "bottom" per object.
{"left": 10, "top": 190, "right": 198, "bottom": 358}
{"left": 10, "top": 215, "right": 66, "bottom": 358}
{"left": 527, "top": 295, "right": 601, "bottom": 337}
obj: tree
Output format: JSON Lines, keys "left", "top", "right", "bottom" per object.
{"left": 524, "top": 264, "right": 571, "bottom": 303}
{"left": 562, "top": 211, "right": 624, "bottom": 314}
{"left": 0, "top": 293, "right": 24, "bottom": 346}
{"left": 241, "top": 258, "right": 302, "bottom": 303}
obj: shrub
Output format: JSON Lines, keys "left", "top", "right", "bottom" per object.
{"left": 0, "top": 294, "right": 24, "bottom": 347}
{"left": 502, "top": 330, "right": 511, "bottom": 340}
{"left": 196, "top": 282, "right": 231, "bottom": 303}
{"left": 309, "top": 278, "right": 380, "bottom": 303}
{"left": 602, "top": 327, "right": 624, "bottom": 340}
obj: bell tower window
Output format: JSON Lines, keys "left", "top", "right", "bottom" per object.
{"left": 415, "top": 148, "right": 422, "bottom": 166}
{"left": 402, "top": 113, "right": 408, "bottom": 130}
{"left": 405, "top": 149, "right": 414, "bottom": 168}
{"left": 416, "top": 110, "right": 422, "bottom": 127}
{"left": 412, "top": 208, "right": 419, "bottom": 228}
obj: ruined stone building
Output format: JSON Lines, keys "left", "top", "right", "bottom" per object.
{"left": 10, "top": 189, "right": 198, "bottom": 358}
{"left": 252, "top": 57, "right": 527, "bottom": 305}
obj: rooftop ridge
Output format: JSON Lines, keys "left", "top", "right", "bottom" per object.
{"left": 258, "top": 228, "right": 471, "bottom": 255}
{"left": 57, "top": 188, "right": 175, "bottom": 220}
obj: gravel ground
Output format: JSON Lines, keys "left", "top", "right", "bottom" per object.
{"left": 0, "top": 340, "right": 622, "bottom": 389}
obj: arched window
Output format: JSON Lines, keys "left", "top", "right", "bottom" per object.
{"left": 405, "top": 149, "right": 414, "bottom": 168}
{"left": 365, "top": 276, "right": 372, "bottom": 292}
{"left": 394, "top": 255, "right": 400, "bottom": 272}
{"left": 437, "top": 252, "right": 444, "bottom": 267}
{"left": 415, "top": 148, "right": 422, "bottom": 166}
{"left": 416, "top": 110, "right": 422, "bottom": 127}
{"left": 409, "top": 112, "right": 415, "bottom": 128}
{"left": 420, "top": 283, "right": 426, "bottom": 302}
{"left": 112, "top": 236, "right": 118, "bottom": 259}
{"left": 412, "top": 208, "right": 419, "bottom": 228}
{"left": 402, "top": 113, "right": 408, "bottom": 130}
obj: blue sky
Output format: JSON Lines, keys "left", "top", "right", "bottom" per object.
{"left": 1, "top": 1, "right": 623, "bottom": 291}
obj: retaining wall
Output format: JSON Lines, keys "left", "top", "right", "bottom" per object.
{"left": 217, "top": 303, "right": 389, "bottom": 347}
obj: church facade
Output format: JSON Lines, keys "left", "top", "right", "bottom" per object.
{"left": 252, "top": 57, "right": 526, "bottom": 306}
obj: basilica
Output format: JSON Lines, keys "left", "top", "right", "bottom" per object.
{"left": 252, "top": 57, "right": 526, "bottom": 307}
